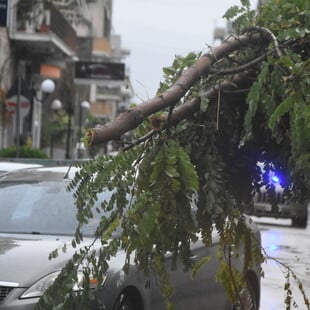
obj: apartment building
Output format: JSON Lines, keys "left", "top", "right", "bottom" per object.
{"left": 0, "top": 0, "right": 132, "bottom": 158}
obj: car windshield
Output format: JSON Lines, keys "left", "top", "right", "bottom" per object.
{"left": 0, "top": 180, "right": 111, "bottom": 236}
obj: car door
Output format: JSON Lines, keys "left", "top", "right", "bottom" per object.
{"left": 166, "top": 230, "right": 230, "bottom": 309}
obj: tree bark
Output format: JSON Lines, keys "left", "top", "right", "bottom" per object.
{"left": 86, "top": 33, "right": 266, "bottom": 146}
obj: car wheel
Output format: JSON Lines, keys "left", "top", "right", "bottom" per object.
{"left": 232, "top": 278, "right": 258, "bottom": 310}
{"left": 292, "top": 216, "right": 308, "bottom": 228}
{"left": 113, "top": 293, "right": 135, "bottom": 310}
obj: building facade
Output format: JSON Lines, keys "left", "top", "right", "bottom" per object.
{"left": 0, "top": 0, "right": 132, "bottom": 158}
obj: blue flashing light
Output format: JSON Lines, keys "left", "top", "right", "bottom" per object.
{"left": 269, "top": 244, "right": 279, "bottom": 252}
{"left": 271, "top": 175, "right": 280, "bottom": 183}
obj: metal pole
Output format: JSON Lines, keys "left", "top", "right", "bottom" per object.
{"left": 50, "top": 133, "right": 54, "bottom": 158}
{"left": 78, "top": 105, "right": 82, "bottom": 143}
{"left": 65, "top": 113, "right": 71, "bottom": 159}
{"left": 78, "top": 104, "right": 82, "bottom": 158}
{"left": 16, "top": 74, "right": 21, "bottom": 157}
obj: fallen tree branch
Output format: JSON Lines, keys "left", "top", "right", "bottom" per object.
{"left": 86, "top": 33, "right": 268, "bottom": 147}
{"left": 121, "top": 74, "right": 250, "bottom": 151}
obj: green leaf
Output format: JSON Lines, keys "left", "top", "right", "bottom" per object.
{"left": 240, "top": 0, "right": 250, "bottom": 8}
{"left": 223, "top": 5, "right": 241, "bottom": 20}
{"left": 200, "top": 97, "right": 209, "bottom": 113}
{"left": 268, "top": 95, "right": 294, "bottom": 130}
{"left": 191, "top": 256, "right": 212, "bottom": 279}
{"left": 138, "top": 203, "right": 160, "bottom": 237}
{"left": 163, "top": 66, "right": 175, "bottom": 77}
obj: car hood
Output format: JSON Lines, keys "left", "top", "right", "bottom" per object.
{"left": 0, "top": 233, "right": 93, "bottom": 287}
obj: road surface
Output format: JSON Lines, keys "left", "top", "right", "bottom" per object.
{"left": 252, "top": 212, "right": 310, "bottom": 310}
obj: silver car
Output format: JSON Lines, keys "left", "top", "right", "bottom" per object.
{"left": 0, "top": 166, "right": 261, "bottom": 309}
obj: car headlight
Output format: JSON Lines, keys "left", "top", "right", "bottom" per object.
{"left": 20, "top": 271, "right": 106, "bottom": 299}
{"left": 20, "top": 271, "right": 60, "bottom": 299}
{"left": 72, "top": 272, "right": 105, "bottom": 291}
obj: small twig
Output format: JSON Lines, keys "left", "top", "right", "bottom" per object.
{"left": 221, "top": 88, "right": 250, "bottom": 95}
{"left": 167, "top": 101, "right": 179, "bottom": 135}
{"left": 226, "top": 241, "right": 246, "bottom": 309}
{"left": 243, "top": 26, "right": 282, "bottom": 57}
{"left": 216, "top": 87, "right": 221, "bottom": 130}
{"left": 208, "top": 46, "right": 218, "bottom": 61}
{"left": 122, "top": 130, "right": 158, "bottom": 151}
{"left": 211, "top": 50, "right": 273, "bottom": 76}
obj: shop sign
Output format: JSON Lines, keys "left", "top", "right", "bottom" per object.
{"left": 0, "top": 0, "right": 8, "bottom": 27}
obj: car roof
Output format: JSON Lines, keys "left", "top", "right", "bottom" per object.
{"left": 0, "top": 165, "right": 79, "bottom": 183}
{"left": 0, "top": 162, "right": 43, "bottom": 175}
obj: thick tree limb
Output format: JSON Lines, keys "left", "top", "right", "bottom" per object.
{"left": 86, "top": 33, "right": 268, "bottom": 146}
{"left": 120, "top": 73, "right": 250, "bottom": 151}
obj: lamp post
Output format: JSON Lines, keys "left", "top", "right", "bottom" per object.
{"left": 41, "top": 79, "right": 56, "bottom": 157}
{"left": 77, "top": 100, "right": 90, "bottom": 158}
{"left": 49, "top": 99, "right": 62, "bottom": 159}
{"left": 31, "top": 79, "right": 55, "bottom": 150}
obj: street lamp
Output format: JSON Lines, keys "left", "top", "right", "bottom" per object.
{"left": 78, "top": 100, "right": 90, "bottom": 158}
{"left": 80, "top": 100, "right": 90, "bottom": 110}
{"left": 51, "top": 99, "right": 62, "bottom": 111}
{"left": 41, "top": 79, "right": 55, "bottom": 94}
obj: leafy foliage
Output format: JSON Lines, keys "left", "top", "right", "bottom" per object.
{"left": 0, "top": 145, "right": 48, "bottom": 158}
{"left": 40, "top": 110, "right": 69, "bottom": 149}
{"left": 39, "top": 0, "right": 310, "bottom": 309}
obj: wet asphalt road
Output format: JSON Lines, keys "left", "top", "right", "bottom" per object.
{"left": 252, "top": 209, "right": 310, "bottom": 310}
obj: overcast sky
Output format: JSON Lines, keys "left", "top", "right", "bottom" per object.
{"left": 112, "top": 0, "right": 256, "bottom": 102}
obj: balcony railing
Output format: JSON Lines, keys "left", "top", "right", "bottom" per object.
{"left": 9, "top": 1, "right": 76, "bottom": 55}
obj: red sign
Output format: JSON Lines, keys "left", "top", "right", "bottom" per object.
{"left": 6, "top": 95, "right": 30, "bottom": 117}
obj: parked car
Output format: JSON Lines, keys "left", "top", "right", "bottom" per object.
{"left": 0, "top": 166, "right": 261, "bottom": 309}
{"left": 247, "top": 163, "right": 308, "bottom": 228}
{"left": 0, "top": 161, "right": 43, "bottom": 175}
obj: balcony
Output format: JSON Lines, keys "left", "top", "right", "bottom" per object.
{"left": 8, "top": 1, "right": 77, "bottom": 57}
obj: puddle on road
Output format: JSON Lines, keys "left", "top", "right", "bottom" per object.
{"left": 265, "top": 244, "right": 303, "bottom": 255}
